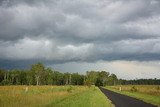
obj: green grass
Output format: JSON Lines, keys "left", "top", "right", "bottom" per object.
{"left": 105, "top": 85, "right": 160, "bottom": 107}
{"left": 0, "top": 85, "right": 113, "bottom": 107}
{"left": 48, "top": 86, "right": 113, "bottom": 107}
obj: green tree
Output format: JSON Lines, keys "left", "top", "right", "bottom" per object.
{"left": 86, "top": 71, "right": 98, "bottom": 85}
{"left": 107, "top": 74, "right": 118, "bottom": 85}
{"left": 26, "top": 70, "right": 35, "bottom": 85}
{"left": 99, "top": 71, "right": 109, "bottom": 86}
{"left": 0, "top": 69, "right": 5, "bottom": 83}
{"left": 94, "top": 71, "right": 109, "bottom": 86}
{"left": 9, "top": 70, "right": 20, "bottom": 85}
{"left": 19, "top": 71, "right": 27, "bottom": 85}
{"left": 31, "top": 63, "right": 45, "bottom": 85}
{"left": 44, "top": 67, "right": 53, "bottom": 85}
{"left": 63, "top": 72, "right": 70, "bottom": 85}
{"left": 53, "top": 71, "right": 64, "bottom": 85}
{"left": 71, "top": 73, "right": 84, "bottom": 85}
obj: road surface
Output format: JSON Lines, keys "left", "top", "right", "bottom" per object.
{"left": 99, "top": 87, "right": 157, "bottom": 107}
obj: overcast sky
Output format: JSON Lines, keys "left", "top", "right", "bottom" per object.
{"left": 0, "top": 0, "right": 160, "bottom": 79}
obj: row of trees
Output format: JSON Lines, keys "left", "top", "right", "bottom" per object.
{"left": 85, "top": 71, "right": 119, "bottom": 86}
{"left": 0, "top": 62, "right": 159, "bottom": 86}
{"left": 120, "top": 79, "right": 160, "bottom": 85}
{"left": 0, "top": 63, "right": 118, "bottom": 86}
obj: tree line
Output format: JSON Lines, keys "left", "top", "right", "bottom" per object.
{"left": 0, "top": 62, "right": 118, "bottom": 86}
{"left": 119, "top": 79, "right": 160, "bottom": 85}
{"left": 0, "top": 62, "right": 159, "bottom": 86}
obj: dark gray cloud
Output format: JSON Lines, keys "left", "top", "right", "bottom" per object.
{"left": 0, "top": 0, "right": 160, "bottom": 69}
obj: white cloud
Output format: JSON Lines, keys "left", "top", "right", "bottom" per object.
{"left": 0, "top": 37, "right": 94, "bottom": 61}
{"left": 0, "top": 37, "right": 55, "bottom": 59}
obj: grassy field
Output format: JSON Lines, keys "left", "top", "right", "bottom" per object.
{"left": 105, "top": 85, "right": 160, "bottom": 107}
{"left": 0, "top": 85, "right": 113, "bottom": 107}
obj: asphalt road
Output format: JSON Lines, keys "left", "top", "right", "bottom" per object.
{"left": 99, "top": 87, "right": 157, "bottom": 107}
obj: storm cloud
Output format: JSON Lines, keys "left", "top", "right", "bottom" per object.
{"left": 0, "top": 0, "right": 160, "bottom": 76}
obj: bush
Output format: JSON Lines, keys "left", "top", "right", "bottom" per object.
{"left": 130, "top": 86, "right": 138, "bottom": 92}
{"left": 67, "top": 86, "right": 73, "bottom": 93}
{"left": 84, "top": 80, "right": 92, "bottom": 87}
{"left": 0, "top": 80, "right": 10, "bottom": 85}
{"left": 95, "top": 78, "right": 103, "bottom": 86}
{"left": 156, "top": 86, "right": 160, "bottom": 90}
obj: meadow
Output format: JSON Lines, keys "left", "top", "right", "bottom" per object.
{"left": 105, "top": 85, "right": 160, "bottom": 106}
{"left": 0, "top": 85, "right": 113, "bottom": 107}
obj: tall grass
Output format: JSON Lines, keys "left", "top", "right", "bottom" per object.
{"left": 0, "top": 86, "right": 69, "bottom": 107}
{"left": 109, "top": 85, "right": 160, "bottom": 96}
{"left": 0, "top": 85, "right": 113, "bottom": 107}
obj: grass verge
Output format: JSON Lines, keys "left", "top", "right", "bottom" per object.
{"left": 48, "top": 86, "right": 113, "bottom": 107}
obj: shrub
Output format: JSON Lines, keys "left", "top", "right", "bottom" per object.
{"left": 0, "top": 80, "right": 10, "bottom": 85}
{"left": 67, "top": 86, "right": 73, "bottom": 93}
{"left": 156, "top": 86, "right": 160, "bottom": 90}
{"left": 130, "top": 86, "right": 138, "bottom": 92}
{"left": 84, "top": 80, "right": 92, "bottom": 87}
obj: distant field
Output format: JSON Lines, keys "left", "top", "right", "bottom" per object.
{"left": 0, "top": 85, "right": 113, "bottom": 107}
{"left": 105, "top": 85, "right": 160, "bottom": 106}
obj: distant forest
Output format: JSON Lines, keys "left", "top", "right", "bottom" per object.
{"left": 0, "top": 63, "right": 160, "bottom": 86}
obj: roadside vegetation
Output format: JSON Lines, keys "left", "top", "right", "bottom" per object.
{"left": 0, "top": 62, "right": 160, "bottom": 107}
{"left": 105, "top": 85, "right": 160, "bottom": 106}
{"left": 0, "top": 85, "right": 113, "bottom": 107}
